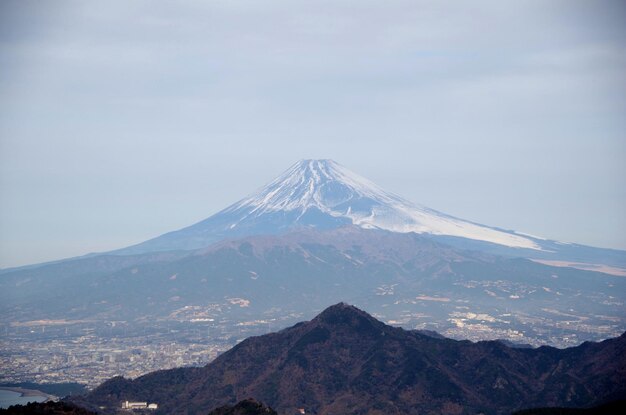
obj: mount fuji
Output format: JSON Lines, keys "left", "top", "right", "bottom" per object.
{"left": 113, "top": 159, "right": 624, "bottom": 269}
{"left": 2, "top": 159, "right": 625, "bottom": 357}
{"left": 118, "top": 159, "right": 540, "bottom": 253}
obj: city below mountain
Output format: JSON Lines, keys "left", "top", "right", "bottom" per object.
{"left": 71, "top": 303, "right": 626, "bottom": 415}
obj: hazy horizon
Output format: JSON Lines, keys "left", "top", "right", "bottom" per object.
{"left": 1, "top": 0, "right": 625, "bottom": 268}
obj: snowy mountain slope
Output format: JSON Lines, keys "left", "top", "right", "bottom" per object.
{"left": 115, "top": 159, "right": 541, "bottom": 255}
{"left": 227, "top": 160, "right": 539, "bottom": 248}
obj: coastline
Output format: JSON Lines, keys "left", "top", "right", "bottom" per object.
{"left": 0, "top": 386, "right": 56, "bottom": 403}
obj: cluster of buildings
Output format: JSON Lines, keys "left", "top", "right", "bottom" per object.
{"left": 121, "top": 401, "right": 158, "bottom": 410}
{"left": 0, "top": 331, "right": 228, "bottom": 388}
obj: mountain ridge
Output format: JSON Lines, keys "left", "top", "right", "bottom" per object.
{"left": 73, "top": 303, "right": 626, "bottom": 415}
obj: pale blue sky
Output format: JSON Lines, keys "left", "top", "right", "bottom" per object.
{"left": 1, "top": 0, "right": 625, "bottom": 268}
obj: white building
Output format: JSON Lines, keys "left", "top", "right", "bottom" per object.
{"left": 122, "top": 401, "right": 158, "bottom": 410}
{"left": 122, "top": 401, "right": 147, "bottom": 410}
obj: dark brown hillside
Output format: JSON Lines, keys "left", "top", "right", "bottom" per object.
{"left": 0, "top": 401, "right": 97, "bottom": 415}
{"left": 76, "top": 303, "right": 626, "bottom": 415}
{"left": 207, "top": 398, "right": 277, "bottom": 415}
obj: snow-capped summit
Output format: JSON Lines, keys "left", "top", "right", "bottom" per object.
{"left": 229, "top": 159, "right": 540, "bottom": 248}
{"left": 229, "top": 159, "right": 391, "bottom": 214}
{"left": 116, "top": 159, "right": 541, "bottom": 255}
